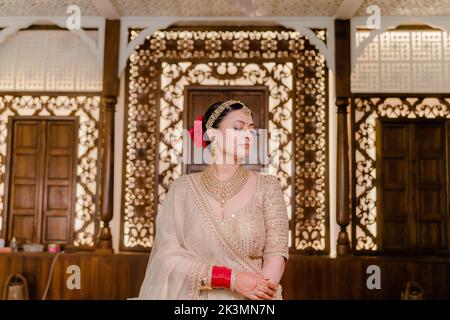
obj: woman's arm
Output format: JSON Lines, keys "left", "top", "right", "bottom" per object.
{"left": 260, "top": 175, "right": 290, "bottom": 298}
{"left": 262, "top": 255, "right": 286, "bottom": 286}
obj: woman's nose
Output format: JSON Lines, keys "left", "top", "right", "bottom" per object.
{"left": 244, "top": 130, "right": 254, "bottom": 141}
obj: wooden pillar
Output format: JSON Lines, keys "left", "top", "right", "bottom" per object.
{"left": 96, "top": 20, "right": 120, "bottom": 253}
{"left": 335, "top": 20, "right": 351, "bottom": 256}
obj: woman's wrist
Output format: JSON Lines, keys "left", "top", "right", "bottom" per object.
{"left": 230, "top": 270, "right": 236, "bottom": 292}
{"left": 211, "top": 266, "right": 232, "bottom": 288}
{"left": 206, "top": 266, "right": 212, "bottom": 287}
{"left": 199, "top": 265, "right": 212, "bottom": 291}
{"left": 199, "top": 265, "right": 237, "bottom": 292}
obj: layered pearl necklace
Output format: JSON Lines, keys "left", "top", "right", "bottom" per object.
{"left": 201, "top": 165, "right": 249, "bottom": 207}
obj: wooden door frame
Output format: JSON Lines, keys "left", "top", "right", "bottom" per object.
{"left": 2, "top": 116, "right": 79, "bottom": 245}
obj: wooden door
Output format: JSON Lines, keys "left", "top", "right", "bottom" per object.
{"left": 413, "top": 123, "right": 447, "bottom": 250}
{"left": 5, "top": 118, "right": 78, "bottom": 246}
{"left": 376, "top": 121, "right": 411, "bottom": 251}
{"left": 376, "top": 119, "right": 448, "bottom": 253}
{"left": 183, "top": 85, "right": 269, "bottom": 174}
{"left": 6, "top": 120, "right": 45, "bottom": 244}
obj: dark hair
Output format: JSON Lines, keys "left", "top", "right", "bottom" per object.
{"left": 202, "top": 101, "right": 250, "bottom": 146}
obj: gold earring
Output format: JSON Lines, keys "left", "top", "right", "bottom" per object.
{"left": 211, "top": 136, "right": 216, "bottom": 161}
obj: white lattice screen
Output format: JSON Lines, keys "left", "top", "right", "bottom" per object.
{"left": 0, "top": 30, "right": 102, "bottom": 91}
{"left": 352, "top": 29, "right": 450, "bottom": 93}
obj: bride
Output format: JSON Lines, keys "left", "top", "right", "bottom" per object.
{"left": 137, "top": 100, "right": 289, "bottom": 300}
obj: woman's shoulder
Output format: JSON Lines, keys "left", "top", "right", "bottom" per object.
{"left": 171, "top": 172, "right": 201, "bottom": 188}
{"left": 258, "top": 172, "right": 280, "bottom": 185}
{"left": 256, "top": 173, "right": 282, "bottom": 194}
{"left": 181, "top": 172, "right": 203, "bottom": 181}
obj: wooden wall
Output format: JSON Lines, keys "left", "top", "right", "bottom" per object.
{"left": 1, "top": 253, "right": 449, "bottom": 299}
{"left": 0, "top": 252, "right": 148, "bottom": 300}
{"left": 282, "top": 255, "right": 450, "bottom": 299}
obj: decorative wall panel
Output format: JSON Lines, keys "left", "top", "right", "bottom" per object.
{"left": 352, "top": 29, "right": 450, "bottom": 93}
{"left": 0, "top": 95, "right": 101, "bottom": 246}
{"left": 0, "top": 30, "right": 102, "bottom": 92}
{"left": 352, "top": 96, "right": 450, "bottom": 251}
{"left": 122, "top": 28, "right": 328, "bottom": 253}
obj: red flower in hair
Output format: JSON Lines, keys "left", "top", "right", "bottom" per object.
{"left": 188, "top": 114, "right": 207, "bottom": 148}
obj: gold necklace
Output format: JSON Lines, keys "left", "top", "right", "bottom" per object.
{"left": 201, "top": 165, "right": 249, "bottom": 207}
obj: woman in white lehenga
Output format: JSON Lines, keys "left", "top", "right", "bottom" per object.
{"left": 138, "top": 100, "right": 289, "bottom": 300}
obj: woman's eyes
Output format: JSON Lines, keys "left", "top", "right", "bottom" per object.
{"left": 233, "top": 127, "right": 257, "bottom": 135}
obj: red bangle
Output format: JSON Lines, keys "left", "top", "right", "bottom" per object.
{"left": 211, "top": 266, "right": 232, "bottom": 289}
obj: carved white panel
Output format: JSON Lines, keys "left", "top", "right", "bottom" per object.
{"left": 352, "top": 29, "right": 450, "bottom": 93}
{"left": 356, "top": 0, "right": 450, "bottom": 16}
{"left": 0, "top": 30, "right": 102, "bottom": 91}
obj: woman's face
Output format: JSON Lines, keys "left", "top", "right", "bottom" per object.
{"left": 208, "top": 109, "right": 255, "bottom": 163}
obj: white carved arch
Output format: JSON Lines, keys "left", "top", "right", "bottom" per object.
{"left": 118, "top": 16, "right": 335, "bottom": 76}
{"left": 0, "top": 17, "right": 105, "bottom": 71}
